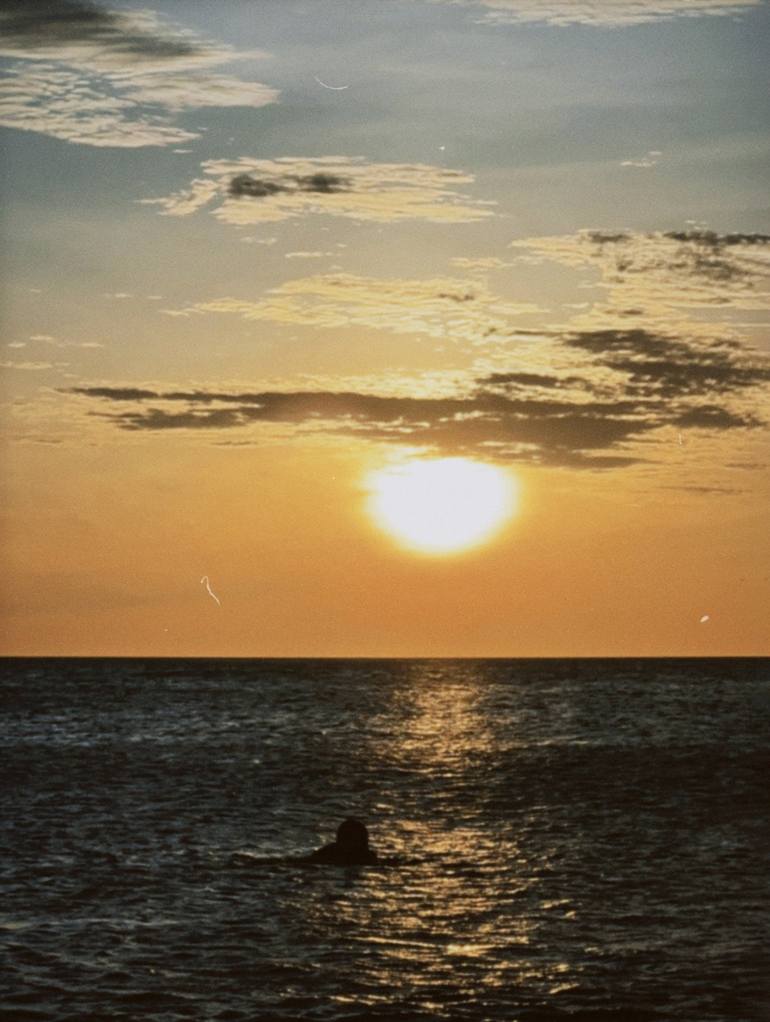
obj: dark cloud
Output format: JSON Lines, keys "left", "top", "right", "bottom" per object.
{"left": 564, "top": 329, "right": 770, "bottom": 399}
{"left": 68, "top": 385, "right": 159, "bottom": 401}
{"left": 295, "top": 172, "right": 350, "bottom": 193}
{"left": 586, "top": 231, "right": 630, "bottom": 245}
{"left": 565, "top": 329, "right": 682, "bottom": 357}
{"left": 668, "top": 485, "right": 744, "bottom": 495}
{"left": 72, "top": 384, "right": 645, "bottom": 422}
{"left": 662, "top": 231, "right": 770, "bottom": 248}
{"left": 0, "top": 0, "right": 200, "bottom": 60}
{"left": 672, "top": 406, "right": 757, "bottom": 430}
{"left": 228, "top": 175, "right": 287, "bottom": 198}
{"left": 480, "top": 372, "right": 587, "bottom": 390}
{"left": 63, "top": 326, "right": 769, "bottom": 469}
{"left": 108, "top": 408, "right": 244, "bottom": 431}
{"left": 84, "top": 391, "right": 656, "bottom": 468}
{"left": 228, "top": 172, "right": 351, "bottom": 199}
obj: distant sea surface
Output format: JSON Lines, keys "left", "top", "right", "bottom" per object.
{"left": 2, "top": 658, "right": 769, "bottom": 1022}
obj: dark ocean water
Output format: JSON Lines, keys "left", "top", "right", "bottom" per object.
{"left": 1, "top": 658, "right": 769, "bottom": 1022}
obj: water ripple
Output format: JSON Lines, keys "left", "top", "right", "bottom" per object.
{"left": 2, "top": 657, "right": 768, "bottom": 1020}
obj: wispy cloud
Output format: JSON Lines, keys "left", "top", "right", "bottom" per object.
{"left": 0, "top": 1, "right": 278, "bottom": 147}
{"left": 621, "top": 149, "right": 662, "bottom": 168}
{"left": 284, "top": 250, "right": 331, "bottom": 259}
{"left": 143, "top": 156, "right": 494, "bottom": 224}
{"left": 1, "top": 360, "right": 63, "bottom": 370}
{"left": 450, "top": 256, "right": 512, "bottom": 271}
{"left": 167, "top": 272, "right": 538, "bottom": 343}
{"left": 63, "top": 325, "right": 769, "bottom": 469}
{"left": 433, "top": 0, "right": 762, "bottom": 27}
{"left": 510, "top": 230, "right": 770, "bottom": 331}
{"left": 0, "top": 65, "right": 197, "bottom": 148}
{"left": 240, "top": 236, "right": 278, "bottom": 246}
{"left": 28, "top": 334, "right": 103, "bottom": 350}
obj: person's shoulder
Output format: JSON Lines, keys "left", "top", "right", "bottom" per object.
{"left": 305, "top": 843, "right": 378, "bottom": 866}
{"left": 306, "top": 842, "right": 338, "bottom": 863}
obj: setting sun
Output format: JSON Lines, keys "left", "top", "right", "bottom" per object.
{"left": 364, "top": 458, "right": 518, "bottom": 555}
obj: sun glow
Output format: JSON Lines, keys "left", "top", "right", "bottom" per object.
{"left": 365, "top": 457, "right": 518, "bottom": 555}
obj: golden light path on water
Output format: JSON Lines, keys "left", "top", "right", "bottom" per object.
{"left": 312, "top": 660, "right": 575, "bottom": 1010}
{"left": 364, "top": 457, "right": 519, "bottom": 555}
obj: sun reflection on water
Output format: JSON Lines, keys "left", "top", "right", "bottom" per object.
{"left": 303, "top": 660, "right": 575, "bottom": 1002}
{"left": 248, "top": 660, "right": 592, "bottom": 1013}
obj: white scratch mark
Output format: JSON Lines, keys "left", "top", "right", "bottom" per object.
{"left": 314, "top": 76, "right": 349, "bottom": 90}
{"left": 699, "top": 614, "right": 710, "bottom": 624}
{"left": 201, "top": 575, "right": 221, "bottom": 606}
{"left": 677, "top": 433, "right": 684, "bottom": 446}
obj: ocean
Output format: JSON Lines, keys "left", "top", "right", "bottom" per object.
{"left": 2, "top": 658, "right": 768, "bottom": 1021}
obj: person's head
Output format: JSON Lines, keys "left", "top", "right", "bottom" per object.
{"left": 336, "top": 818, "right": 369, "bottom": 852}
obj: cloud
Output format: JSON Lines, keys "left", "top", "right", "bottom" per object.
{"left": 510, "top": 230, "right": 770, "bottom": 330}
{"left": 26, "top": 333, "right": 103, "bottom": 350}
{"left": 673, "top": 405, "right": 755, "bottom": 429}
{"left": 667, "top": 484, "right": 744, "bottom": 494}
{"left": 229, "top": 170, "right": 351, "bottom": 197}
{"left": 450, "top": 256, "right": 512, "bottom": 271}
{"left": 479, "top": 371, "right": 588, "bottom": 389}
{"left": 143, "top": 156, "right": 494, "bottom": 224}
{"left": 621, "top": 149, "right": 662, "bottom": 168}
{"left": 0, "top": 1, "right": 278, "bottom": 147}
{"left": 169, "top": 272, "right": 538, "bottom": 343}
{"left": 240, "top": 236, "right": 278, "bottom": 246}
{"left": 1, "top": 360, "right": 62, "bottom": 370}
{"left": 0, "top": 65, "right": 197, "bottom": 147}
{"left": 0, "top": 1, "right": 197, "bottom": 60}
{"left": 67, "top": 384, "right": 659, "bottom": 466}
{"left": 432, "top": 0, "right": 762, "bottom": 27}
{"left": 563, "top": 327, "right": 770, "bottom": 400}
{"left": 68, "top": 386, "right": 159, "bottom": 400}
{"left": 285, "top": 251, "right": 331, "bottom": 259}
{"left": 63, "top": 325, "right": 769, "bottom": 469}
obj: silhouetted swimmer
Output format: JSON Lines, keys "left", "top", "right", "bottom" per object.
{"left": 305, "top": 818, "right": 378, "bottom": 866}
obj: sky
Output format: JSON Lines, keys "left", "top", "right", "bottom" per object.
{"left": 1, "top": 0, "right": 769, "bottom": 657}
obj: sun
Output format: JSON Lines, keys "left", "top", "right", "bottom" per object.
{"left": 364, "top": 457, "right": 518, "bottom": 555}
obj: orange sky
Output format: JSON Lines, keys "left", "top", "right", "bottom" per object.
{"left": 1, "top": 0, "right": 769, "bottom": 656}
{"left": 2, "top": 434, "right": 767, "bottom": 656}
